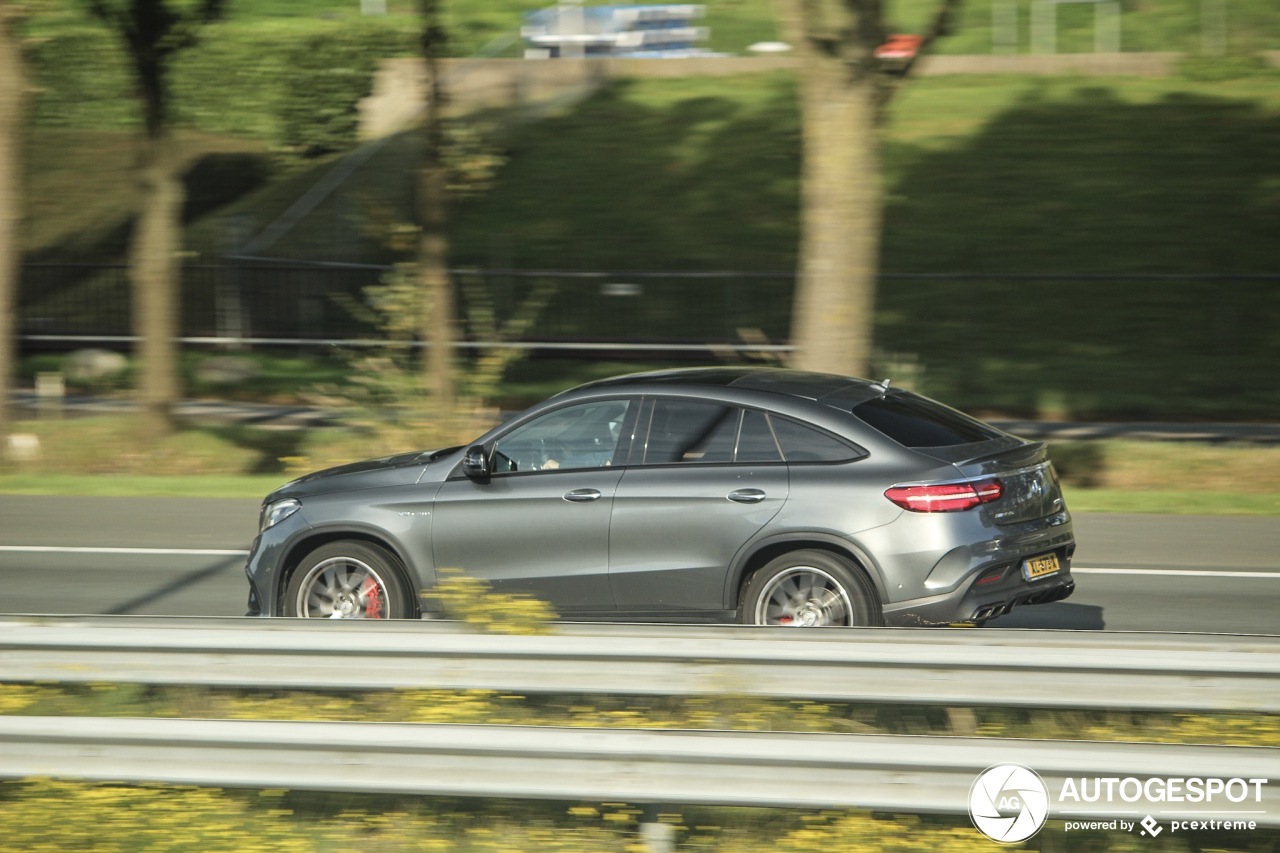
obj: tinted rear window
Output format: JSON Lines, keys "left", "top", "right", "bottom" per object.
{"left": 853, "top": 393, "right": 1004, "bottom": 448}
{"left": 770, "top": 416, "right": 862, "bottom": 463}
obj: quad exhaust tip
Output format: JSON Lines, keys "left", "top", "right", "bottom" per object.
{"left": 970, "top": 580, "right": 1076, "bottom": 621}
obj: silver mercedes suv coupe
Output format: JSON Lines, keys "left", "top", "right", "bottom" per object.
{"left": 246, "top": 368, "right": 1075, "bottom": 626}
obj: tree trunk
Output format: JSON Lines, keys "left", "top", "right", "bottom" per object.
{"left": 780, "top": 0, "right": 961, "bottom": 379}
{"left": 121, "top": 29, "right": 185, "bottom": 440}
{"left": 419, "top": 0, "right": 456, "bottom": 408}
{"left": 789, "top": 54, "right": 883, "bottom": 378}
{"left": 86, "top": 2, "right": 231, "bottom": 440}
{"left": 131, "top": 125, "right": 185, "bottom": 438}
{"left": 0, "top": 7, "right": 24, "bottom": 444}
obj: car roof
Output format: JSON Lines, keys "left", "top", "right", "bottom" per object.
{"left": 570, "top": 367, "right": 889, "bottom": 410}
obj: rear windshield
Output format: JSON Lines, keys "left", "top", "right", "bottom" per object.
{"left": 852, "top": 393, "right": 1005, "bottom": 448}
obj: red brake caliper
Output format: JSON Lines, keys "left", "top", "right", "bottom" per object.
{"left": 360, "top": 577, "right": 383, "bottom": 619}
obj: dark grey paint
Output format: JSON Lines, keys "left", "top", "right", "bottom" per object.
{"left": 240, "top": 368, "right": 1082, "bottom": 626}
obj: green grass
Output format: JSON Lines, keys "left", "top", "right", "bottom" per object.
{"left": 0, "top": 473, "right": 284, "bottom": 499}
{"left": 1062, "top": 488, "right": 1280, "bottom": 516}
{"left": 18, "top": 70, "right": 1280, "bottom": 421}
{"left": 23, "top": 129, "right": 270, "bottom": 263}
{"left": 450, "top": 72, "right": 1280, "bottom": 420}
{"left": 882, "top": 74, "right": 1280, "bottom": 274}
{"left": 443, "top": 71, "right": 1280, "bottom": 276}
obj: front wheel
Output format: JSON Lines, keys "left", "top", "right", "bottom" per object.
{"left": 742, "top": 550, "right": 883, "bottom": 627}
{"left": 284, "top": 541, "right": 413, "bottom": 619}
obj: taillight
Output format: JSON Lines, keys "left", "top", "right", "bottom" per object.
{"left": 884, "top": 477, "right": 1003, "bottom": 512}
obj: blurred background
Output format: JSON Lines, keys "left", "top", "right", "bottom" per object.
{"left": 0, "top": 5, "right": 1278, "bottom": 850}
{"left": 1, "top": 0, "right": 1277, "bottom": 505}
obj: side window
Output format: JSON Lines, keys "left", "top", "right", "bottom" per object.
{"left": 736, "top": 408, "right": 783, "bottom": 463}
{"left": 642, "top": 399, "right": 740, "bottom": 464}
{"left": 492, "top": 399, "right": 632, "bottom": 473}
{"left": 770, "top": 415, "right": 862, "bottom": 463}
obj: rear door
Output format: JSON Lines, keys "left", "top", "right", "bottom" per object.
{"left": 609, "top": 399, "right": 788, "bottom": 613}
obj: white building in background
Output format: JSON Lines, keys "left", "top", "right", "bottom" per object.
{"left": 522, "top": 4, "right": 713, "bottom": 58}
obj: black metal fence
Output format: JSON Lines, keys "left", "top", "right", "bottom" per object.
{"left": 16, "top": 262, "right": 1280, "bottom": 367}
{"left": 17, "top": 261, "right": 799, "bottom": 349}
{"left": 19, "top": 261, "right": 384, "bottom": 344}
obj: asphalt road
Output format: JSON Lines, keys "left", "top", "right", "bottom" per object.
{"left": 0, "top": 495, "right": 1275, "bottom": 634}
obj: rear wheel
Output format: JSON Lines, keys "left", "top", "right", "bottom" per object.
{"left": 742, "top": 550, "right": 882, "bottom": 627}
{"left": 284, "top": 541, "right": 413, "bottom": 619}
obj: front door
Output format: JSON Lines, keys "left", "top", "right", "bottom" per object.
{"left": 431, "top": 398, "right": 635, "bottom": 612}
{"left": 432, "top": 469, "right": 622, "bottom": 611}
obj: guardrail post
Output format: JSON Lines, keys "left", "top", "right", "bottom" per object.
{"left": 639, "top": 805, "right": 676, "bottom": 853}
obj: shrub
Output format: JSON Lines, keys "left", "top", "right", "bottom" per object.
{"left": 29, "top": 23, "right": 415, "bottom": 155}
{"left": 1177, "top": 52, "right": 1271, "bottom": 82}
{"left": 28, "top": 29, "right": 135, "bottom": 129}
{"left": 424, "top": 567, "right": 559, "bottom": 634}
{"left": 275, "top": 26, "right": 417, "bottom": 158}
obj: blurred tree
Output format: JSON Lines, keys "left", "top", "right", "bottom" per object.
{"left": 83, "top": 0, "right": 226, "bottom": 437}
{"left": 0, "top": 0, "right": 28, "bottom": 448}
{"left": 418, "top": 0, "right": 456, "bottom": 408}
{"left": 778, "top": 0, "right": 962, "bottom": 377}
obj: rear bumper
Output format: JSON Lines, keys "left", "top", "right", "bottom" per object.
{"left": 883, "top": 574, "right": 1075, "bottom": 626}
{"left": 966, "top": 575, "right": 1076, "bottom": 622}
{"left": 882, "top": 541, "right": 1076, "bottom": 627}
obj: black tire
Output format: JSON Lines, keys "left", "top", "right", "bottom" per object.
{"left": 284, "top": 541, "right": 413, "bottom": 619}
{"left": 741, "top": 549, "right": 883, "bottom": 627}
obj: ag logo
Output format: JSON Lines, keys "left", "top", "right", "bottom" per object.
{"left": 969, "top": 764, "right": 1050, "bottom": 843}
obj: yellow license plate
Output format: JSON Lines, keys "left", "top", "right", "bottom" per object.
{"left": 1022, "top": 553, "right": 1060, "bottom": 581}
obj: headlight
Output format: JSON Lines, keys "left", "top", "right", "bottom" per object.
{"left": 260, "top": 498, "right": 301, "bottom": 532}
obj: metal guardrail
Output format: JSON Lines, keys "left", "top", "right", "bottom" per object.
{"left": 3, "top": 617, "right": 1277, "bottom": 843}
{"left": 4, "top": 616, "right": 1280, "bottom": 713}
{"left": 0, "top": 716, "right": 1276, "bottom": 824}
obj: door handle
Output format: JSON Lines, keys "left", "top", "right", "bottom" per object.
{"left": 727, "top": 488, "right": 767, "bottom": 504}
{"left": 563, "top": 488, "right": 603, "bottom": 502}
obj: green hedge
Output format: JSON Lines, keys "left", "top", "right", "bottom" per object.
{"left": 274, "top": 26, "right": 415, "bottom": 157}
{"left": 28, "top": 30, "right": 134, "bottom": 129}
{"left": 29, "top": 23, "right": 416, "bottom": 155}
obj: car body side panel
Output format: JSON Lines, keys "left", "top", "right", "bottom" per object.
{"left": 431, "top": 469, "right": 622, "bottom": 611}
{"left": 752, "top": 458, "right": 924, "bottom": 590}
{"left": 609, "top": 464, "right": 789, "bottom": 612}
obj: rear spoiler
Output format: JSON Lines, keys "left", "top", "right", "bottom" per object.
{"left": 958, "top": 439, "right": 1047, "bottom": 467}
{"left": 914, "top": 436, "right": 1045, "bottom": 467}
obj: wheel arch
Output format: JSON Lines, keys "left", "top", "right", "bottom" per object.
{"left": 276, "top": 527, "right": 422, "bottom": 617}
{"left": 729, "top": 533, "right": 889, "bottom": 611}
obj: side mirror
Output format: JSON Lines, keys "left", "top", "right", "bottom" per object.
{"left": 462, "top": 444, "right": 491, "bottom": 483}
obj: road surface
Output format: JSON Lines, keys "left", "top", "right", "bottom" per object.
{"left": 0, "top": 496, "right": 1275, "bottom": 633}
